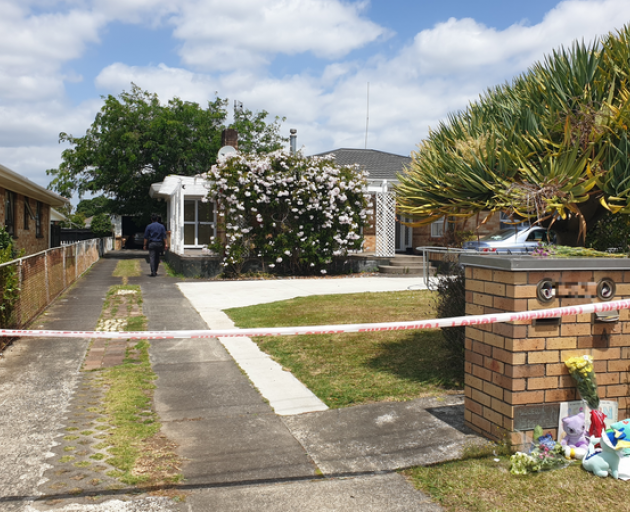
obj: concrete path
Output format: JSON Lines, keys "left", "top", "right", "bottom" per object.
{"left": 178, "top": 277, "right": 426, "bottom": 415}
{"left": 0, "top": 255, "right": 481, "bottom": 511}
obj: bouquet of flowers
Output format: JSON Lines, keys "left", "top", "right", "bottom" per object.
{"left": 510, "top": 427, "right": 568, "bottom": 475}
{"left": 565, "top": 355, "right": 600, "bottom": 410}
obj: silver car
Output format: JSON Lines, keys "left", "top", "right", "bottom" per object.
{"left": 463, "top": 226, "right": 555, "bottom": 254}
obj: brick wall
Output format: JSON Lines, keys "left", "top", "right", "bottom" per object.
{"left": 1, "top": 186, "right": 51, "bottom": 255}
{"left": 462, "top": 257, "right": 630, "bottom": 449}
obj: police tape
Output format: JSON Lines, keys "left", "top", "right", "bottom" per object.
{"left": 1, "top": 298, "right": 628, "bottom": 340}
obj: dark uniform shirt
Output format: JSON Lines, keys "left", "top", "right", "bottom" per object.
{"left": 144, "top": 222, "right": 167, "bottom": 243}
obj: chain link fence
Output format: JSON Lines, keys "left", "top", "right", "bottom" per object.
{"left": 0, "top": 238, "right": 112, "bottom": 330}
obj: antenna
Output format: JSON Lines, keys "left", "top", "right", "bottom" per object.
{"left": 364, "top": 82, "right": 370, "bottom": 149}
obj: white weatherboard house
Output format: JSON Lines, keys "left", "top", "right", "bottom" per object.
{"left": 149, "top": 175, "right": 215, "bottom": 256}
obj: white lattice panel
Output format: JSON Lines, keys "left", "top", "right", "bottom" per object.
{"left": 375, "top": 192, "right": 396, "bottom": 257}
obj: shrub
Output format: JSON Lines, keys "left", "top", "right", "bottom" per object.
{"left": 0, "top": 227, "right": 20, "bottom": 327}
{"left": 205, "top": 150, "right": 370, "bottom": 276}
{"left": 585, "top": 211, "right": 630, "bottom": 252}
{"left": 90, "top": 213, "right": 113, "bottom": 237}
{"left": 433, "top": 263, "right": 466, "bottom": 366}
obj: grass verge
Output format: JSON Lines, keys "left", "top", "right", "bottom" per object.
{"left": 112, "top": 259, "right": 142, "bottom": 277}
{"left": 403, "top": 454, "right": 624, "bottom": 512}
{"left": 91, "top": 283, "right": 183, "bottom": 489}
{"left": 225, "top": 290, "right": 463, "bottom": 408}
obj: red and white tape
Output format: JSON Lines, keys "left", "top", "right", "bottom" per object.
{"left": 1, "top": 299, "right": 628, "bottom": 340}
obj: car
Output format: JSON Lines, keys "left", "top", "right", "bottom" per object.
{"left": 133, "top": 232, "right": 145, "bottom": 248}
{"left": 462, "top": 226, "right": 555, "bottom": 254}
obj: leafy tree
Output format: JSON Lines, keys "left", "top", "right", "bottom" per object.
{"left": 206, "top": 151, "right": 370, "bottom": 275}
{"left": 47, "top": 84, "right": 286, "bottom": 216}
{"left": 396, "top": 25, "right": 630, "bottom": 246}
{"left": 61, "top": 212, "right": 86, "bottom": 229}
{"left": 90, "top": 213, "right": 113, "bottom": 237}
{"left": 76, "top": 196, "right": 112, "bottom": 218}
{"left": 231, "top": 107, "right": 287, "bottom": 154}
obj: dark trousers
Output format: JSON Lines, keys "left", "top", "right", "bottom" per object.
{"left": 148, "top": 241, "right": 164, "bottom": 275}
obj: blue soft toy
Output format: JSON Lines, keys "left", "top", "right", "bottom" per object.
{"left": 582, "top": 436, "right": 620, "bottom": 479}
{"left": 561, "top": 411, "right": 588, "bottom": 448}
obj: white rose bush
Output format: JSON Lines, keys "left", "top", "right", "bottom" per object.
{"left": 205, "top": 150, "right": 370, "bottom": 275}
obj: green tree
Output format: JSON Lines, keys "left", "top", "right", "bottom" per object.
{"left": 47, "top": 85, "right": 287, "bottom": 216}
{"left": 61, "top": 212, "right": 86, "bottom": 229}
{"left": 89, "top": 213, "right": 113, "bottom": 237}
{"left": 396, "top": 25, "right": 630, "bottom": 246}
{"left": 76, "top": 196, "right": 112, "bottom": 218}
{"left": 231, "top": 107, "right": 287, "bottom": 154}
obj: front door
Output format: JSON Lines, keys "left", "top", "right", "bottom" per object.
{"left": 395, "top": 216, "right": 413, "bottom": 252}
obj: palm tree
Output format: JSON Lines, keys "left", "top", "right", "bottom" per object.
{"left": 396, "top": 25, "right": 630, "bottom": 246}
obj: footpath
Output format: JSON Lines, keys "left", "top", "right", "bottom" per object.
{"left": 0, "top": 254, "right": 482, "bottom": 512}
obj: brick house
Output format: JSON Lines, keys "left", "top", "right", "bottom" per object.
{"left": 1, "top": 163, "right": 70, "bottom": 255}
{"left": 315, "top": 149, "right": 502, "bottom": 254}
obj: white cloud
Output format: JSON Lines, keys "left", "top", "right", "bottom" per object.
{"left": 397, "top": 0, "right": 630, "bottom": 79}
{"left": 4, "top": 0, "right": 630, "bottom": 194}
{"left": 0, "top": 1, "right": 103, "bottom": 101}
{"left": 171, "top": 0, "right": 389, "bottom": 70}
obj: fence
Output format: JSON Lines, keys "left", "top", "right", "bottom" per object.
{"left": 0, "top": 238, "right": 112, "bottom": 329}
{"left": 416, "top": 247, "right": 473, "bottom": 289}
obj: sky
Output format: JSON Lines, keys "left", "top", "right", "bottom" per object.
{"left": 2, "top": 0, "right": 630, "bottom": 205}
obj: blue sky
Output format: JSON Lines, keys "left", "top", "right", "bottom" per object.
{"left": 1, "top": 0, "right": 630, "bottom": 204}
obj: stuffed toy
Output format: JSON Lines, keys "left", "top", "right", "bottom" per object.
{"left": 560, "top": 411, "right": 588, "bottom": 448}
{"left": 582, "top": 435, "right": 620, "bottom": 479}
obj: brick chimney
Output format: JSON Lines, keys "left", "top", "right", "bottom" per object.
{"left": 221, "top": 129, "right": 238, "bottom": 150}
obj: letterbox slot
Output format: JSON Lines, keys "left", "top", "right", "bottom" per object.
{"left": 594, "top": 311, "right": 619, "bottom": 323}
{"left": 533, "top": 317, "right": 561, "bottom": 326}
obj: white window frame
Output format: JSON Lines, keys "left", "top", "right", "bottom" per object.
{"left": 431, "top": 216, "right": 445, "bottom": 238}
{"left": 183, "top": 198, "right": 216, "bottom": 248}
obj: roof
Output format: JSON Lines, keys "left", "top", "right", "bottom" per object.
{"left": 312, "top": 148, "right": 411, "bottom": 181}
{"left": 0, "top": 163, "right": 69, "bottom": 207}
{"left": 150, "top": 175, "right": 209, "bottom": 199}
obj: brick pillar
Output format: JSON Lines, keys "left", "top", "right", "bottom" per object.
{"left": 461, "top": 255, "right": 630, "bottom": 449}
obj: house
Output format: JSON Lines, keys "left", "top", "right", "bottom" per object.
{"left": 315, "top": 148, "right": 502, "bottom": 254}
{"left": 149, "top": 174, "right": 213, "bottom": 256}
{"left": 313, "top": 148, "right": 412, "bottom": 255}
{"left": 1, "top": 163, "right": 70, "bottom": 255}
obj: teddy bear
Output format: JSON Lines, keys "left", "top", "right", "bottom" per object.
{"left": 560, "top": 410, "right": 588, "bottom": 448}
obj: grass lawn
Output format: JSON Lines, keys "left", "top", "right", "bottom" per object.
{"left": 404, "top": 454, "right": 625, "bottom": 512}
{"left": 225, "top": 289, "right": 463, "bottom": 408}
{"left": 225, "top": 285, "right": 627, "bottom": 511}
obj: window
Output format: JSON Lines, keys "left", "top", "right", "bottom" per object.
{"left": 24, "top": 198, "right": 35, "bottom": 230}
{"left": 183, "top": 199, "right": 215, "bottom": 246}
{"left": 36, "top": 201, "right": 43, "bottom": 238}
{"left": 431, "top": 216, "right": 445, "bottom": 238}
{"left": 4, "top": 190, "right": 15, "bottom": 236}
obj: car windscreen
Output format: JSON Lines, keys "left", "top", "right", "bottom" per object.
{"left": 479, "top": 229, "right": 520, "bottom": 242}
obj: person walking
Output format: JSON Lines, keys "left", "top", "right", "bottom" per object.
{"left": 143, "top": 213, "right": 168, "bottom": 276}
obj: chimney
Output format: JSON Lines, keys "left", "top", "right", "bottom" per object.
{"left": 290, "top": 128, "right": 297, "bottom": 154}
{"left": 221, "top": 129, "right": 238, "bottom": 149}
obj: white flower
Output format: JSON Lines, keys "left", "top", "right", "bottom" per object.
{"left": 276, "top": 257, "right": 283, "bottom": 263}
{"left": 269, "top": 264, "right": 275, "bottom": 268}
{"left": 320, "top": 269, "right": 327, "bottom": 274}
{"left": 284, "top": 250, "right": 290, "bottom": 255}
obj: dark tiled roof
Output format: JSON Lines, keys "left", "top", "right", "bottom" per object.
{"left": 312, "top": 148, "right": 411, "bottom": 181}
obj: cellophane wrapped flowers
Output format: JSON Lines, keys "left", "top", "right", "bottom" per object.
{"left": 509, "top": 430, "right": 567, "bottom": 475}
{"left": 565, "top": 355, "right": 600, "bottom": 410}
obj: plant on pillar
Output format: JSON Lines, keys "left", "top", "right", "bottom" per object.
{"left": 205, "top": 151, "right": 370, "bottom": 276}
